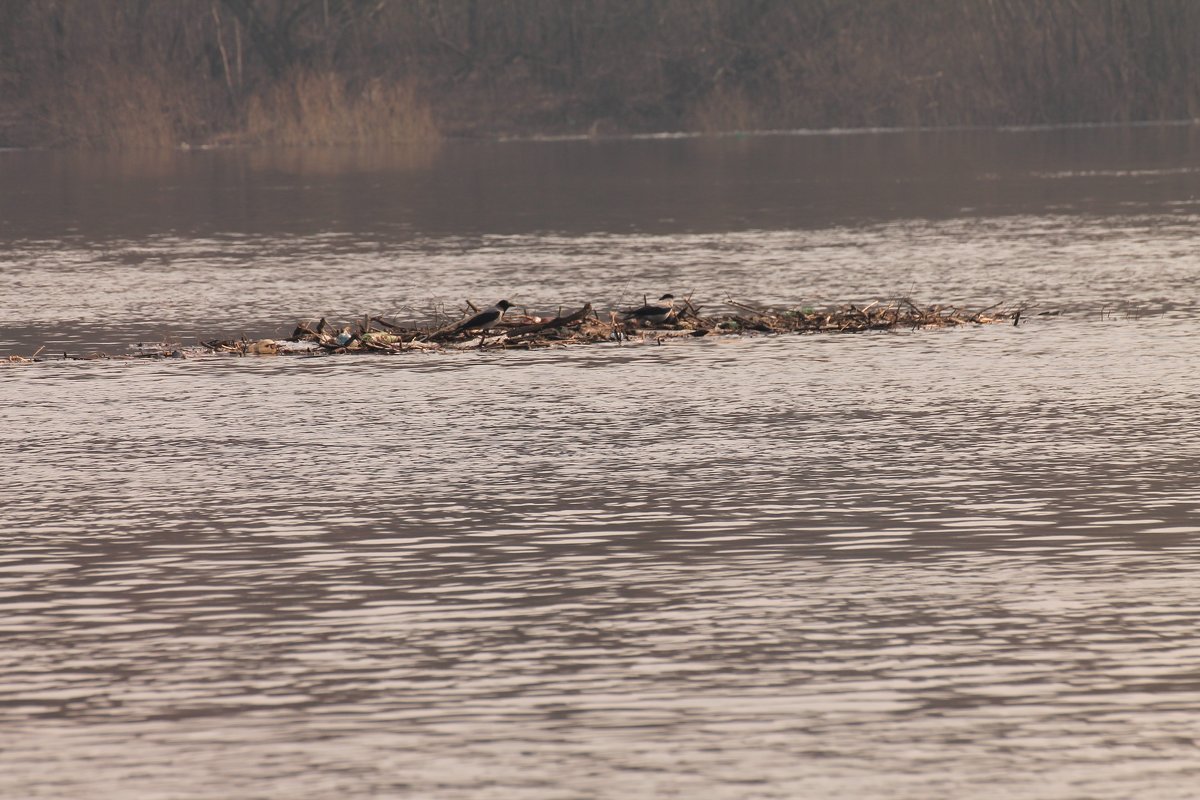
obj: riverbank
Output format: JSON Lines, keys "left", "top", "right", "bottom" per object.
{"left": 4, "top": 1, "right": 1200, "bottom": 148}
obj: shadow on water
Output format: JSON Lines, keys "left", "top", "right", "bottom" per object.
{"left": 4, "top": 125, "right": 1200, "bottom": 241}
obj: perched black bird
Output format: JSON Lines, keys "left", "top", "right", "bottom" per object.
{"left": 623, "top": 293, "right": 677, "bottom": 325}
{"left": 453, "top": 299, "right": 513, "bottom": 334}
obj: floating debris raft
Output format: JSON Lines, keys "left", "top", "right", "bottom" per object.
{"left": 200, "top": 298, "right": 1027, "bottom": 357}
{"left": 6, "top": 298, "right": 1028, "bottom": 364}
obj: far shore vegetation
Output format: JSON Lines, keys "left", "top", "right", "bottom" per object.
{"left": 2, "top": 0, "right": 1200, "bottom": 149}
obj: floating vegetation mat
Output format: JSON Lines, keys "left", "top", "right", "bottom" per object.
{"left": 6, "top": 298, "right": 1031, "bottom": 364}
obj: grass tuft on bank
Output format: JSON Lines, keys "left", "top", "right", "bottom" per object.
{"left": 243, "top": 73, "right": 438, "bottom": 146}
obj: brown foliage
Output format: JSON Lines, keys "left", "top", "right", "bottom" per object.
{"left": 243, "top": 71, "right": 437, "bottom": 146}
{"left": 2, "top": 0, "right": 1200, "bottom": 147}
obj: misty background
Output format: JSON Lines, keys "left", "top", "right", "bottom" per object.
{"left": 2, "top": 0, "right": 1199, "bottom": 148}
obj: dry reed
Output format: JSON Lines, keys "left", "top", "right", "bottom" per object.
{"left": 5, "top": 0, "right": 1200, "bottom": 146}
{"left": 242, "top": 72, "right": 438, "bottom": 146}
{"left": 40, "top": 66, "right": 193, "bottom": 149}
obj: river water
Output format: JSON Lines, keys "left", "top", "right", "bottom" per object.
{"left": 2, "top": 127, "right": 1200, "bottom": 799}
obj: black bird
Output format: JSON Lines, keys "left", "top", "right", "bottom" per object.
{"left": 623, "top": 293, "right": 677, "bottom": 325}
{"left": 453, "top": 299, "right": 514, "bottom": 334}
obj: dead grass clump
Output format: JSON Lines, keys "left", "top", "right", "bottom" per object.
{"left": 42, "top": 65, "right": 189, "bottom": 149}
{"left": 687, "top": 85, "right": 766, "bottom": 133}
{"left": 243, "top": 71, "right": 438, "bottom": 146}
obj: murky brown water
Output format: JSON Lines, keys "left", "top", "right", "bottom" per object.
{"left": 3, "top": 127, "right": 1200, "bottom": 799}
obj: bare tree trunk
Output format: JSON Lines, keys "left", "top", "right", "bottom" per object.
{"left": 211, "top": 1, "right": 235, "bottom": 97}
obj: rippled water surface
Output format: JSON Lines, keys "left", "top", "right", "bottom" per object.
{"left": 3, "top": 128, "right": 1200, "bottom": 799}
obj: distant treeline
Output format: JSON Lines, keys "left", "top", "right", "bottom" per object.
{"left": 2, "top": 0, "right": 1200, "bottom": 147}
